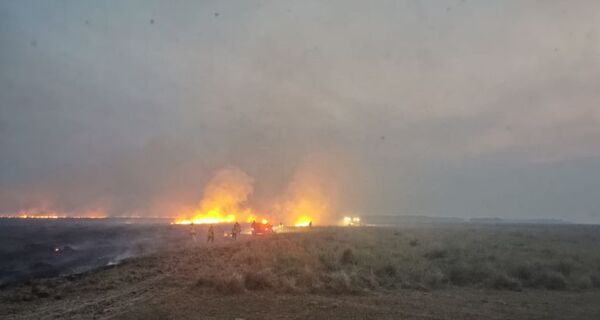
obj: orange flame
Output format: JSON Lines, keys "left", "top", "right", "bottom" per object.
{"left": 294, "top": 216, "right": 312, "bottom": 227}
{"left": 172, "top": 167, "right": 254, "bottom": 225}
{"left": 0, "top": 210, "right": 106, "bottom": 219}
{"left": 172, "top": 209, "right": 236, "bottom": 225}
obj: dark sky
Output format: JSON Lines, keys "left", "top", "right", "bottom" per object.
{"left": 1, "top": 1, "right": 600, "bottom": 222}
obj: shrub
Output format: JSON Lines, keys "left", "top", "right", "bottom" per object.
{"left": 277, "top": 276, "right": 299, "bottom": 293}
{"left": 424, "top": 268, "right": 447, "bottom": 288}
{"left": 374, "top": 263, "right": 398, "bottom": 289}
{"left": 359, "top": 271, "right": 380, "bottom": 289}
{"left": 30, "top": 284, "right": 50, "bottom": 298}
{"left": 318, "top": 252, "right": 339, "bottom": 271}
{"left": 4, "top": 291, "right": 35, "bottom": 302}
{"left": 447, "top": 264, "right": 471, "bottom": 286}
{"left": 375, "top": 264, "right": 397, "bottom": 278}
{"left": 244, "top": 270, "right": 272, "bottom": 290}
{"left": 591, "top": 274, "right": 600, "bottom": 288}
{"left": 340, "top": 248, "right": 356, "bottom": 265}
{"left": 571, "top": 275, "right": 592, "bottom": 290}
{"left": 490, "top": 274, "right": 522, "bottom": 291}
{"left": 534, "top": 271, "right": 567, "bottom": 290}
{"left": 425, "top": 247, "right": 447, "bottom": 260}
{"left": 469, "top": 262, "right": 495, "bottom": 284}
{"left": 214, "top": 273, "right": 245, "bottom": 294}
{"left": 294, "top": 267, "right": 319, "bottom": 291}
{"left": 553, "top": 259, "right": 573, "bottom": 277}
{"left": 445, "top": 261, "right": 494, "bottom": 286}
{"left": 326, "top": 271, "right": 355, "bottom": 294}
{"left": 274, "top": 253, "right": 303, "bottom": 272}
{"left": 195, "top": 276, "right": 213, "bottom": 287}
{"left": 510, "top": 264, "right": 534, "bottom": 283}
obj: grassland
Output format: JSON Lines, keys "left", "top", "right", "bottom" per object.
{"left": 183, "top": 224, "right": 600, "bottom": 293}
{"left": 2, "top": 223, "right": 600, "bottom": 319}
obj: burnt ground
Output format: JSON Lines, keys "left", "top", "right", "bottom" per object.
{"left": 1, "top": 221, "right": 600, "bottom": 319}
{"left": 0, "top": 218, "right": 184, "bottom": 287}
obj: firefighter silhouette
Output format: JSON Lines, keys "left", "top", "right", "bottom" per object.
{"left": 232, "top": 222, "right": 241, "bottom": 240}
{"left": 190, "top": 222, "right": 197, "bottom": 242}
{"left": 207, "top": 225, "right": 215, "bottom": 243}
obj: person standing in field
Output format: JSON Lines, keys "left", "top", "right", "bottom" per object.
{"left": 232, "top": 222, "right": 241, "bottom": 240}
{"left": 207, "top": 224, "right": 215, "bottom": 243}
{"left": 190, "top": 222, "right": 197, "bottom": 242}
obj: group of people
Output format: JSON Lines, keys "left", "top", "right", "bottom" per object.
{"left": 189, "top": 220, "right": 313, "bottom": 243}
{"left": 189, "top": 221, "right": 242, "bottom": 243}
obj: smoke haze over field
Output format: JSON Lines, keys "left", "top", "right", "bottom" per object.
{"left": 1, "top": 1, "right": 600, "bottom": 222}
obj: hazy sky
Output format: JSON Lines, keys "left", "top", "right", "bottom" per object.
{"left": 1, "top": 1, "right": 600, "bottom": 222}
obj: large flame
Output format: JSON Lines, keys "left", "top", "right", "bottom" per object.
{"left": 0, "top": 209, "right": 106, "bottom": 219}
{"left": 172, "top": 209, "right": 236, "bottom": 225}
{"left": 294, "top": 215, "right": 312, "bottom": 227}
{"left": 173, "top": 167, "right": 254, "bottom": 224}
{"left": 173, "top": 157, "right": 346, "bottom": 226}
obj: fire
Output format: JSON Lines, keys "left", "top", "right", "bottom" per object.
{"left": 283, "top": 197, "right": 319, "bottom": 227}
{"left": 15, "top": 214, "right": 64, "bottom": 219}
{"left": 0, "top": 210, "right": 106, "bottom": 219}
{"left": 294, "top": 216, "right": 312, "bottom": 227}
{"left": 172, "top": 209, "right": 236, "bottom": 225}
{"left": 171, "top": 162, "right": 343, "bottom": 226}
{"left": 244, "top": 215, "right": 271, "bottom": 225}
{"left": 172, "top": 167, "right": 254, "bottom": 225}
{"left": 343, "top": 216, "right": 361, "bottom": 226}
{"left": 277, "top": 156, "right": 340, "bottom": 226}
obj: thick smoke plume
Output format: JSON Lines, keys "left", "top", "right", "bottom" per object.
{"left": 175, "top": 167, "right": 254, "bottom": 223}
{"left": 197, "top": 167, "right": 254, "bottom": 216}
{"left": 269, "top": 154, "right": 353, "bottom": 225}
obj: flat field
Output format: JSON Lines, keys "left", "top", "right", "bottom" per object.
{"left": 1, "top": 221, "right": 600, "bottom": 319}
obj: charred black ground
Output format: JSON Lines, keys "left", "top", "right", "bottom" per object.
{"left": 0, "top": 219, "right": 183, "bottom": 287}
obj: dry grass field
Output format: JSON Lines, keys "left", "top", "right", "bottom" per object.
{"left": 2, "top": 223, "right": 600, "bottom": 319}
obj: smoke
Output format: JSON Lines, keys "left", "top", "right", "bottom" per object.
{"left": 173, "top": 155, "right": 359, "bottom": 224}
{"left": 197, "top": 166, "right": 254, "bottom": 216}
{"left": 2, "top": 1, "right": 600, "bottom": 222}
{"left": 269, "top": 153, "right": 359, "bottom": 225}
